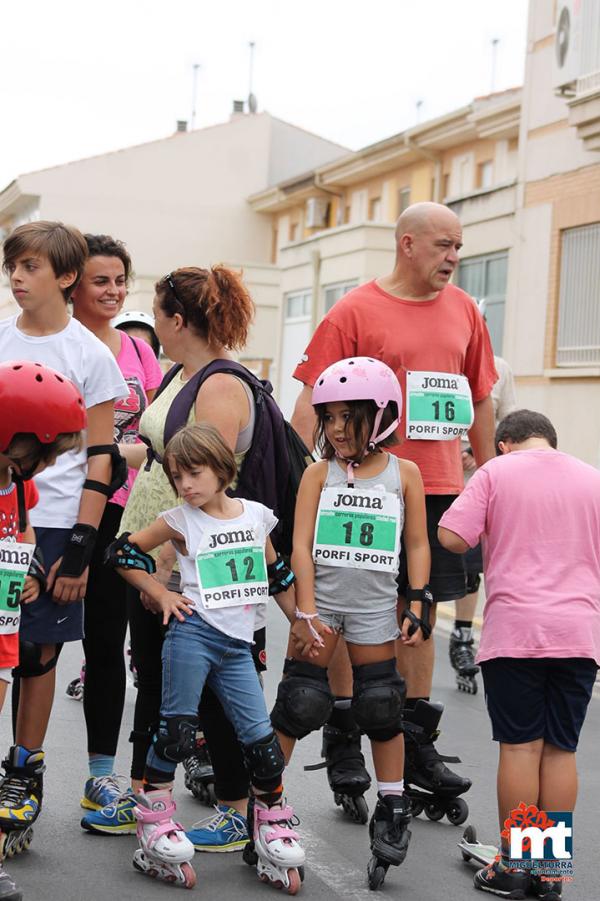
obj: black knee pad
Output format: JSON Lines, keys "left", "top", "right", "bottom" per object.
{"left": 152, "top": 715, "right": 199, "bottom": 764}
{"left": 351, "top": 658, "right": 405, "bottom": 742}
{"left": 270, "top": 658, "right": 334, "bottom": 739}
{"left": 14, "top": 641, "right": 63, "bottom": 678}
{"left": 466, "top": 572, "right": 481, "bottom": 594}
{"left": 244, "top": 732, "right": 285, "bottom": 792}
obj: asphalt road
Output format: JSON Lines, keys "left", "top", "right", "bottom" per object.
{"left": 4, "top": 607, "right": 596, "bottom": 901}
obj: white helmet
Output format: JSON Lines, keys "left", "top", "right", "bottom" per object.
{"left": 113, "top": 309, "right": 156, "bottom": 330}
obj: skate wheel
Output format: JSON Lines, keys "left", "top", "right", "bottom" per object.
{"left": 463, "top": 825, "right": 477, "bottom": 844}
{"left": 424, "top": 801, "right": 445, "bottom": 821}
{"left": 204, "top": 782, "right": 217, "bottom": 806}
{"left": 446, "top": 798, "right": 469, "bottom": 826}
{"left": 286, "top": 868, "right": 301, "bottom": 895}
{"left": 409, "top": 798, "right": 424, "bottom": 817}
{"left": 243, "top": 842, "right": 258, "bottom": 867}
{"left": 181, "top": 862, "right": 197, "bottom": 889}
{"left": 352, "top": 795, "right": 368, "bottom": 825}
{"left": 367, "top": 858, "right": 386, "bottom": 891}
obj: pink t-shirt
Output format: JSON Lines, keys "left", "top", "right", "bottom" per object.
{"left": 111, "top": 333, "right": 163, "bottom": 508}
{"left": 439, "top": 449, "right": 600, "bottom": 665}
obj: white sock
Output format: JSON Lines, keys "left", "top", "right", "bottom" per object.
{"left": 377, "top": 779, "right": 404, "bottom": 796}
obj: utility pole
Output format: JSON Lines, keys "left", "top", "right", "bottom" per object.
{"left": 415, "top": 99, "right": 423, "bottom": 125}
{"left": 191, "top": 63, "right": 201, "bottom": 129}
{"left": 490, "top": 38, "right": 499, "bottom": 94}
{"left": 248, "top": 41, "right": 257, "bottom": 113}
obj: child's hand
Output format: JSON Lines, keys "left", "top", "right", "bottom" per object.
{"left": 290, "top": 616, "right": 331, "bottom": 657}
{"left": 400, "top": 614, "right": 424, "bottom": 648}
{"left": 21, "top": 575, "right": 40, "bottom": 604}
{"left": 153, "top": 589, "right": 194, "bottom": 625}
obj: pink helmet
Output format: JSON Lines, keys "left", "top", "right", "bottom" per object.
{"left": 312, "top": 357, "right": 402, "bottom": 447}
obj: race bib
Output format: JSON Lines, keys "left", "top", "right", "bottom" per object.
{"left": 195, "top": 525, "right": 269, "bottom": 610}
{"left": 406, "top": 371, "right": 474, "bottom": 440}
{"left": 0, "top": 541, "right": 34, "bottom": 636}
{"left": 313, "top": 486, "right": 401, "bottom": 573}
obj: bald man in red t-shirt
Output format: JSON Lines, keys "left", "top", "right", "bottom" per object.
{"left": 291, "top": 202, "right": 497, "bottom": 811}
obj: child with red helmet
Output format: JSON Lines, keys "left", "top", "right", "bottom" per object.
{"left": 270, "top": 357, "right": 431, "bottom": 890}
{"left": 0, "top": 360, "right": 86, "bottom": 900}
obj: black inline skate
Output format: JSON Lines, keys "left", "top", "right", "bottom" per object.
{"left": 65, "top": 662, "right": 85, "bottom": 701}
{"left": 403, "top": 700, "right": 470, "bottom": 826}
{"left": 449, "top": 627, "right": 480, "bottom": 694}
{"left": 183, "top": 735, "right": 217, "bottom": 806}
{"left": 0, "top": 846, "right": 22, "bottom": 901}
{"left": 305, "top": 701, "right": 371, "bottom": 824}
{"left": 0, "top": 746, "right": 45, "bottom": 858}
{"left": 367, "top": 793, "right": 412, "bottom": 890}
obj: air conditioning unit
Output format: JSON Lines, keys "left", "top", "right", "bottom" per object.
{"left": 553, "top": 0, "right": 583, "bottom": 93}
{"left": 305, "top": 197, "right": 329, "bottom": 229}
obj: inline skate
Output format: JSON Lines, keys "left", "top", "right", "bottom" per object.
{"left": 132, "top": 789, "right": 196, "bottom": 888}
{"left": 183, "top": 734, "right": 217, "bottom": 806}
{"left": 65, "top": 662, "right": 85, "bottom": 701}
{"left": 449, "top": 628, "right": 479, "bottom": 695}
{"left": 367, "top": 793, "right": 412, "bottom": 890}
{"left": 0, "top": 844, "right": 22, "bottom": 901}
{"left": 0, "top": 746, "right": 45, "bottom": 857}
{"left": 243, "top": 795, "right": 305, "bottom": 894}
{"left": 403, "top": 701, "right": 470, "bottom": 826}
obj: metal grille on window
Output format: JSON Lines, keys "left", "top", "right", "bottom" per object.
{"left": 556, "top": 223, "right": 600, "bottom": 366}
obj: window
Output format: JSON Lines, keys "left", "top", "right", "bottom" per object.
{"left": 285, "top": 290, "right": 312, "bottom": 320}
{"left": 324, "top": 280, "right": 359, "bottom": 313}
{"left": 556, "top": 223, "right": 600, "bottom": 366}
{"left": 397, "top": 187, "right": 411, "bottom": 215}
{"left": 368, "top": 197, "right": 382, "bottom": 222}
{"left": 477, "top": 161, "right": 493, "bottom": 190}
{"left": 457, "top": 252, "right": 508, "bottom": 354}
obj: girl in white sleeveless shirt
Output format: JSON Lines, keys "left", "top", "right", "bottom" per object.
{"left": 105, "top": 423, "right": 303, "bottom": 893}
{"left": 270, "top": 358, "right": 431, "bottom": 891}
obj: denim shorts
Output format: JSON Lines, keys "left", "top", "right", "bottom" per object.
{"left": 317, "top": 605, "right": 399, "bottom": 646}
{"left": 481, "top": 656, "right": 598, "bottom": 751}
{"left": 146, "top": 613, "right": 272, "bottom": 776}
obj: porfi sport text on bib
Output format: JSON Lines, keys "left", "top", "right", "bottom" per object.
{"left": 406, "top": 370, "right": 474, "bottom": 440}
{"left": 0, "top": 541, "right": 34, "bottom": 635}
{"left": 313, "top": 486, "right": 401, "bottom": 573}
{"left": 195, "top": 524, "right": 269, "bottom": 610}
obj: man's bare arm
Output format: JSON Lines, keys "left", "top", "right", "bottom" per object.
{"left": 291, "top": 384, "right": 317, "bottom": 452}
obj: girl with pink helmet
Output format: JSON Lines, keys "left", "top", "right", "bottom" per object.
{"left": 269, "top": 356, "right": 431, "bottom": 890}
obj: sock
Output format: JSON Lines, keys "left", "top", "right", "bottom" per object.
{"left": 404, "top": 696, "right": 430, "bottom": 711}
{"left": 253, "top": 785, "right": 283, "bottom": 807}
{"left": 377, "top": 779, "right": 404, "bottom": 796}
{"left": 88, "top": 755, "right": 114, "bottom": 779}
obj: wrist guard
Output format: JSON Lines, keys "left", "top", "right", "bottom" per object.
{"left": 84, "top": 444, "right": 128, "bottom": 498}
{"left": 57, "top": 524, "right": 98, "bottom": 579}
{"left": 28, "top": 546, "right": 47, "bottom": 593}
{"left": 267, "top": 556, "right": 295, "bottom": 595}
{"left": 401, "top": 585, "right": 434, "bottom": 640}
{"left": 104, "top": 532, "right": 156, "bottom": 574}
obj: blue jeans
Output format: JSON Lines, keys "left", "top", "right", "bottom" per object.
{"left": 146, "top": 614, "right": 272, "bottom": 778}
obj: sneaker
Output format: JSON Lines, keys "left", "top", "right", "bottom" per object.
{"left": 474, "top": 860, "right": 530, "bottom": 898}
{"left": 185, "top": 804, "right": 248, "bottom": 852}
{"left": 80, "top": 775, "right": 124, "bottom": 811}
{"left": 80, "top": 789, "right": 137, "bottom": 835}
{"left": 530, "top": 874, "right": 562, "bottom": 900}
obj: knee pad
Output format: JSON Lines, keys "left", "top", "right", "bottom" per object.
{"left": 270, "top": 658, "right": 334, "bottom": 739}
{"left": 244, "top": 732, "right": 285, "bottom": 792}
{"left": 351, "top": 658, "right": 405, "bottom": 742}
{"left": 152, "top": 715, "right": 199, "bottom": 763}
{"left": 466, "top": 572, "right": 481, "bottom": 594}
{"left": 14, "top": 641, "right": 63, "bottom": 678}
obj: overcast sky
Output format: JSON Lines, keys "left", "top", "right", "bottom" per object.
{"left": 0, "top": 0, "right": 529, "bottom": 190}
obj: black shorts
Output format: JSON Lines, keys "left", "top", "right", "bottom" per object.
{"left": 481, "top": 657, "right": 598, "bottom": 751}
{"left": 397, "top": 495, "right": 466, "bottom": 603}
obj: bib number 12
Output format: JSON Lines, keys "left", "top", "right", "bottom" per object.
{"left": 224, "top": 556, "right": 256, "bottom": 582}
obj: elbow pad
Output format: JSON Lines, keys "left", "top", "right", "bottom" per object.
{"left": 84, "top": 444, "right": 128, "bottom": 498}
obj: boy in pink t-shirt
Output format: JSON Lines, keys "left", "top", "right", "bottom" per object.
{"left": 438, "top": 410, "right": 600, "bottom": 901}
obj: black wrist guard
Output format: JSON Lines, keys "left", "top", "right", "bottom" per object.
{"left": 28, "top": 546, "right": 47, "bottom": 593}
{"left": 57, "top": 524, "right": 98, "bottom": 579}
{"left": 267, "top": 555, "right": 295, "bottom": 595}
{"left": 402, "top": 585, "right": 434, "bottom": 640}
{"left": 104, "top": 532, "right": 156, "bottom": 574}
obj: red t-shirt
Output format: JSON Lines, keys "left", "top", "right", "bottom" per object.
{"left": 293, "top": 280, "right": 497, "bottom": 494}
{"left": 0, "top": 479, "right": 39, "bottom": 668}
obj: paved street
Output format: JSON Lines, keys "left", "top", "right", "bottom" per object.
{"left": 4, "top": 605, "right": 596, "bottom": 901}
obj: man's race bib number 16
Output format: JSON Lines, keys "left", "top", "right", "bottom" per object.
{"left": 406, "top": 370, "right": 474, "bottom": 440}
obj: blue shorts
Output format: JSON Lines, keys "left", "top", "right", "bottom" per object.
{"left": 20, "top": 527, "right": 84, "bottom": 644}
{"left": 480, "top": 657, "right": 598, "bottom": 751}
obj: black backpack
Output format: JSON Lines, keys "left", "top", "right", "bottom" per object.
{"left": 151, "top": 360, "right": 313, "bottom": 556}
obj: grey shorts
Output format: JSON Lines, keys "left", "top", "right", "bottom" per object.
{"left": 317, "top": 606, "right": 400, "bottom": 646}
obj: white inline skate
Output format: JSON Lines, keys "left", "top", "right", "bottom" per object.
{"left": 132, "top": 789, "right": 196, "bottom": 889}
{"left": 243, "top": 796, "right": 305, "bottom": 895}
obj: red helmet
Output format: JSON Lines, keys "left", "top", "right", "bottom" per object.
{"left": 0, "top": 360, "right": 87, "bottom": 453}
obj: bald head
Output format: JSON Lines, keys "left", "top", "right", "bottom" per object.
{"left": 395, "top": 202, "right": 461, "bottom": 245}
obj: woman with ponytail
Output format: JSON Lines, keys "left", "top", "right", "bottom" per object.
{"left": 81, "top": 266, "right": 291, "bottom": 852}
